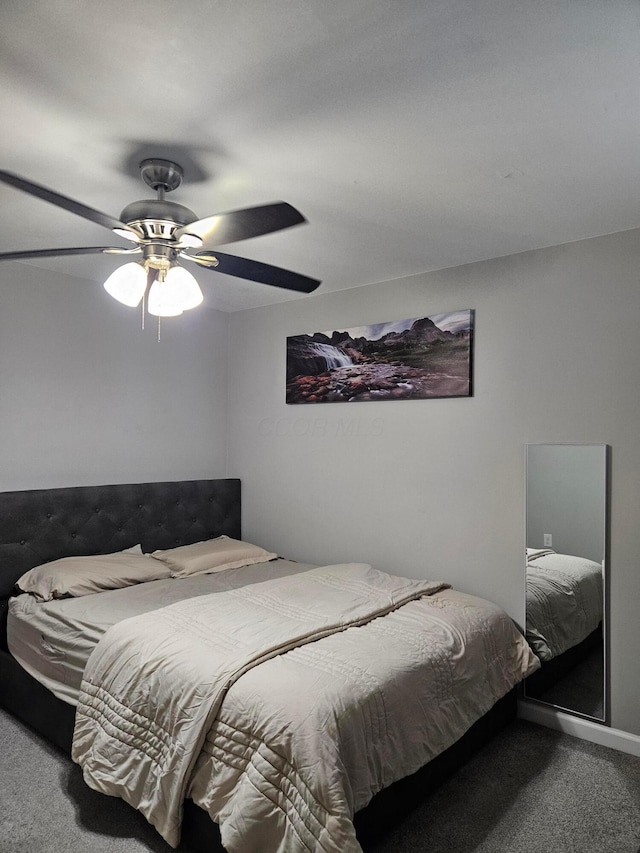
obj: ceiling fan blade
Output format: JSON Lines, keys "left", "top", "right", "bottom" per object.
{"left": 176, "top": 201, "right": 306, "bottom": 248}
{"left": 0, "top": 170, "right": 142, "bottom": 242}
{"left": 0, "top": 246, "right": 142, "bottom": 262}
{"left": 182, "top": 250, "right": 321, "bottom": 294}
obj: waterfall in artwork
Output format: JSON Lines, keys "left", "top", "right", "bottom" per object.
{"left": 307, "top": 342, "right": 353, "bottom": 369}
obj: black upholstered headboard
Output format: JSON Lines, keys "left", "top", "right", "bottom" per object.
{"left": 0, "top": 479, "right": 241, "bottom": 645}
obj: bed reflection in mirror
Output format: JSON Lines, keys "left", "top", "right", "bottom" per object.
{"left": 524, "top": 444, "right": 608, "bottom": 723}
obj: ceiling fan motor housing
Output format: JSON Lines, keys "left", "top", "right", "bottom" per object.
{"left": 119, "top": 198, "right": 198, "bottom": 241}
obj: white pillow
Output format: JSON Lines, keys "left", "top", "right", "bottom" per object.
{"left": 16, "top": 547, "right": 171, "bottom": 601}
{"left": 151, "top": 535, "right": 278, "bottom": 579}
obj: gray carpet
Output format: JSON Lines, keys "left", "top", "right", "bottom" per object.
{"left": 1, "top": 708, "right": 639, "bottom": 853}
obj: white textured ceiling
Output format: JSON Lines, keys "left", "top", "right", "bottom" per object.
{"left": 1, "top": 1, "right": 639, "bottom": 312}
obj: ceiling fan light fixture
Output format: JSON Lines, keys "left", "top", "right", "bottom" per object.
{"left": 147, "top": 266, "right": 203, "bottom": 317}
{"left": 103, "top": 261, "right": 147, "bottom": 307}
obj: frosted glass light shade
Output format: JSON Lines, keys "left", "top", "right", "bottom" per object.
{"left": 148, "top": 266, "right": 203, "bottom": 317}
{"left": 166, "top": 266, "right": 204, "bottom": 310}
{"left": 103, "top": 262, "right": 147, "bottom": 307}
{"left": 147, "top": 278, "right": 183, "bottom": 317}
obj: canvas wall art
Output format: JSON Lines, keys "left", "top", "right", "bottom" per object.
{"left": 286, "top": 309, "right": 474, "bottom": 403}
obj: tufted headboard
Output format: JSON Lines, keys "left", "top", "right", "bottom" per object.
{"left": 0, "top": 478, "right": 241, "bottom": 647}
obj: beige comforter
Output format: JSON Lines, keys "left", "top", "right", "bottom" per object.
{"left": 526, "top": 550, "right": 603, "bottom": 661}
{"left": 72, "top": 562, "right": 538, "bottom": 853}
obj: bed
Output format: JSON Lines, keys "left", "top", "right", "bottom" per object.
{"left": 0, "top": 479, "right": 539, "bottom": 853}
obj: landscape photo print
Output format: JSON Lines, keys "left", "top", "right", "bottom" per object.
{"left": 286, "top": 309, "right": 474, "bottom": 404}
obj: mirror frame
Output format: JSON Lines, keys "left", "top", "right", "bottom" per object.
{"left": 523, "top": 443, "right": 610, "bottom": 725}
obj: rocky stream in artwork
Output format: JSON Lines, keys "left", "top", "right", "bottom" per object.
{"left": 286, "top": 316, "right": 472, "bottom": 403}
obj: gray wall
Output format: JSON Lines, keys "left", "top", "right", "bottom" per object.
{"left": 0, "top": 262, "right": 229, "bottom": 490}
{"left": 227, "top": 228, "right": 640, "bottom": 737}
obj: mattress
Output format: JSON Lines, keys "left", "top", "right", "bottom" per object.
{"left": 7, "top": 558, "right": 315, "bottom": 705}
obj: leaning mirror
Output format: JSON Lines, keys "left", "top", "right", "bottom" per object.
{"left": 524, "top": 443, "right": 608, "bottom": 723}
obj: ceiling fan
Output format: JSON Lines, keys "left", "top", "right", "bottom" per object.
{"left": 0, "top": 159, "right": 321, "bottom": 318}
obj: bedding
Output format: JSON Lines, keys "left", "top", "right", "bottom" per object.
{"left": 69, "top": 562, "right": 539, "bottom": 853}
{"left": 525, "top": 548, "right": 603, "bottom": 662}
